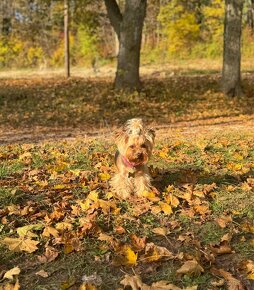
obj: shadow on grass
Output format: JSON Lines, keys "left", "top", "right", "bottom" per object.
{"left": 0, "top": 75, "right": 254, "bottom": 132}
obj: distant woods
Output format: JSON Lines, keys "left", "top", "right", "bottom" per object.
{"left": 0, "top": 0, "right": 254, "bottom": 94}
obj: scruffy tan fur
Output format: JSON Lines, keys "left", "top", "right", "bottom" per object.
{"left": 111, "top": 118, "right": 155, "bottom": 198}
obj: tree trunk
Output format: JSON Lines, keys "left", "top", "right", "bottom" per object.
{"left": 222, "top": 0, "right": 244, "bottom": 97}
{"left": 104, "top": 0, "right": 147, "bottom": 90}
{"left": 64, "top": 0, "right": 70, "bottom": 78}
{"left": 247, "top": 0, "right": 254, "bottom": 33}
{"left": 0, "top": 0, "right": 13, "bottom": 36}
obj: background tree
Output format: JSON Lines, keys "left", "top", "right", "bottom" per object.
{"left": 104, "top": 0, "right": 147, "bottom": 90}
{"left": 64, "top": 0, "right": 70, "bottom": 77}
{"left": 222, "top": 0, "right": 244, "bottom": 97}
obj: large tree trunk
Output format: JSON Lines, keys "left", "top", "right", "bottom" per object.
{"left": 222, "top": 0, "right": 244, "bottom": 97}
{"left": 104, "top": 0, "right": 147, "bottom": 90}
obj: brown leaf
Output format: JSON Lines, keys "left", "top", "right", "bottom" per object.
{"left": 210, "top": 240, "right": 232, "bottom": 255}
{"left": 215, "top": 215, "right": 232, "bottom": 228}
{"left": 120, "top": 274, "right": 196, "bottom": 290}
{"left": 152, "top": 227, "right": 170, "bottom": 236}
{"left": 140, "top": 243, "right": 174, "bottom": 263}
{"left": 130, "top": 234, "right": 146, "bottom": 251}
{"left": 35, "top": 270, "right": 49, "bottom": 278}
{"left": 211, "top": 268, "right": 245, "bottom": 290}
{"left": 37, "top": 246, "right": 59, "bottom": 263}
{"left": 176, "top": 260, "right": 204, "bottom": 276}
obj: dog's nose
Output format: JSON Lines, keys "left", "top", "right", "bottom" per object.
{"left": 137, "top": 152, "right": 143, "bottom": 158}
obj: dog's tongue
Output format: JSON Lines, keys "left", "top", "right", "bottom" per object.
{"left": 122, "top": 156, "right": 142, "bottom": 168}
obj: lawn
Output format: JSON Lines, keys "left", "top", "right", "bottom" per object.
{"left": 0, "top": 68, "right": 254, "bottom": 290}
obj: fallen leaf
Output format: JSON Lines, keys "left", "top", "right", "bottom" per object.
{"left": 120, "top": 274, "right": 197, "bottom": 290}
{"left": 42, "top": 226, "right": 59, "bottom": 238}
{"left": 16, "top": 223, "right": 44, "bottom": 237}
{"left": 2, "top": 237, "right": 39, "bottom": 253}
{"left": 130, "top": 234, "right": 146, "bottom": 251}
{"left": 152, "top": 227, "right": 170, "bottom": 236}
{"left": 211, "top": 268, "right": 244, "bottom": 290}
{"left": 141, "top": 243, "right": 174, "bottom": 263}
{"left": 113, "top": 245, "right": 138, "bottom": 266}
{"left": 37, "top": 246, "right": 59, "bottom": 263}
{"left": 176, "top": 260, "right": 204, "bottom": 276}
{"left": 159, "top": 202, "right": 173, "bottom": 215}
{"left": 35, "top": 270, "right": 49, "bottom": 278}
{"left": 3, "top": 267, "right": 21, "bottom": 280}
{"left": 210, "top": 240, "right": 232, "bottom": 255}
{"left": 215, "top": 215, "right": 232, "bottom": 228}
{"left": 55, "top": 222, "right": 73, "bottom": 231}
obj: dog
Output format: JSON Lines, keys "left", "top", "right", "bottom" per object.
{"left": 110, "top": 118, "right": 155, "bottom": 198}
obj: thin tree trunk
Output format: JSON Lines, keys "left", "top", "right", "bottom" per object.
{"left": 64, "top": 0, "right": 70, "bottom": 78}
{"left": 222, "top": 0, "right": 244, "bottom": 97}
{"left": 247, "top": 0, "right": 254, "bottom": 33}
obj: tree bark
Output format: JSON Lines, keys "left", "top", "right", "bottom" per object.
{"left": 64, "top": 0, "right": 70, "bottom": 78}
{"left": 247, "top": 0, "right": 254, "bottom": 32}
{"left": 104, "top": 0, "right": 147, "bottom": 90}
{"left": 222, "top": 0, "right": 244, "bottom": 97}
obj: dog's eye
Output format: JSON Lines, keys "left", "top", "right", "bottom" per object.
{"left": 129, "top": 145, "right": 135, "bottom": 149}
{"left": 141, "top": 144, "right": 147, "bottom": 148}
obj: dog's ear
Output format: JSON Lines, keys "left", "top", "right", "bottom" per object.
{"left": 114, "top": 129, "right": 129, "bottom": 149}
{"left": 145, "top": 128, "right": 155, "bottom": 144}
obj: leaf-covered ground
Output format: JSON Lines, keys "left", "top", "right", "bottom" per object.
{"left": 0, "top": 73, "right": 254, "bottom": 144}
{"left": 0, "top": 72, "right": 254, "bottom": 290}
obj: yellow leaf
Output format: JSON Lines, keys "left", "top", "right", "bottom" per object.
{"left": 2, "top": 237, "right": 39, "bottom": 253}
{"left": 124, "top": 246, "right": 138, "bottom": 266}
{"left": 98, "top": 173, "right": 111, "bottom": 181}
{"left": 247, "top": 273, "right": 254, "bottom": 280}
{"left": 55, "top": 222, "right": 73, "bottom": 231}
{"left": 64, "top": 244, "right": 74, "bottom": 254}
{"left": 141, "top": 191, "right": 160, "bottom": 202}
{"left": 42, "top": 226, "right": 59, "bottom": 238}
{"left": 79, "top": 284, "right": 97, "bottom": 290}
{"left": 114, "top": 245, "right": 138, "bottom": 266}
{"left": 87, "top": 191, "right": 98, "bottom": 202}
{"left": 159, "top": 202, "right": 173, "bottom": 215}
{"left": 165, "top": 194, "right": 180, "bottom": 208}
{"left": 3, "top": 267, "right": 21, "bottom": 280}
{"left": 54, "top": 184, "right": 66, "bottom": 189}
{"left": 16, "top": 224, "right": 44, "bottom": 237}
{"left": 79, "top": 199, "right": 91, "bottom": 211}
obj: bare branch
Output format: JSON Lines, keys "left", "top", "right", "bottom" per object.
{"left": 104, "top": 0, "right": 122, "bottom": 38}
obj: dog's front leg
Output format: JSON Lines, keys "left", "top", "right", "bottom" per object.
{"left": 134, "top": 172, "right": 152, "bottom": 197}
{"left": 111, "top": 173, "right": 133, "bottom": 199}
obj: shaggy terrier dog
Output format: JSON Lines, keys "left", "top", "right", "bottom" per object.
{"left": 111, "top": 118, "right": 155, "bottom": 198}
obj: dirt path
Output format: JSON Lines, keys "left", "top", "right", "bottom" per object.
{"left": 1, "top": 115, "right": 254, "bottom": 145}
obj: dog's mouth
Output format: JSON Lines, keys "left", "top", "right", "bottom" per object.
{"left": 125, "top": 153, "right": 148, "bottom": 167}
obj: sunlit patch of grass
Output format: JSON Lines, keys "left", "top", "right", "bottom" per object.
{"left": 0, "top": 187, "right": 28, "bottom": 208}
{"left": 196, "top": 221, "right": 226, "bottom": 245}
{"left": 0, "top": 161, "right": 24, "bottom": 178}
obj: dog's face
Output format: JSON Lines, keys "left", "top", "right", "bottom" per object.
{"left": 115, "top": 119, "right": 155, "bottom": 165}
